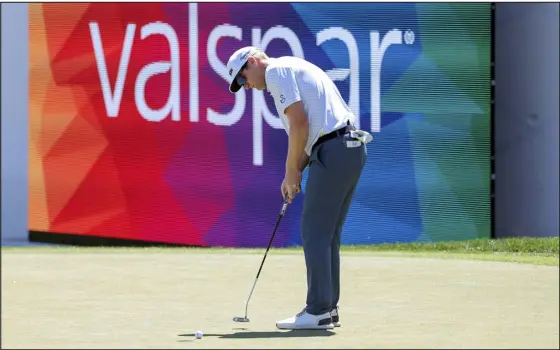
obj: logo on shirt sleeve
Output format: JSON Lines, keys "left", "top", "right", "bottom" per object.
{"left": 280, "top": 94, "right": 286, "bottom": 104}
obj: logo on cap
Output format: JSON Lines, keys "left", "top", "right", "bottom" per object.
{"left": 229, "top": 68, "right": 233, "bottom": 77}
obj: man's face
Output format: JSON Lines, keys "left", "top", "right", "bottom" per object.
{"left": 237, "top": 57, "right": 265, "bottom": 91}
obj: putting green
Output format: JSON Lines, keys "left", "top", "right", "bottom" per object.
{"left": 2, "top": 251, "right": 558, "bottom": 349}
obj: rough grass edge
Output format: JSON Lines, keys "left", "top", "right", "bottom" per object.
{"left": 2, "top": 237, "right": 558, "bottom": 266}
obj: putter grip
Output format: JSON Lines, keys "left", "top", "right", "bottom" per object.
{"left": 280, "top": 201, "right": 288, "bottom": 215}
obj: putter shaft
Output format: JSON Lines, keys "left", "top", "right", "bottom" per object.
{"left": 234, "top": 200, "right": 289, "bottom": 322}
{"left": 244, "top": 277, "right": 258, "bottom": 318}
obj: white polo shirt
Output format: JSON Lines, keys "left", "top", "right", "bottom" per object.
{"left": 265, "top": 56, "right": 356, "bottom": 156}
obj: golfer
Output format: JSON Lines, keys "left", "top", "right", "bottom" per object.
{"left": 226, "top": 46, "right": 371, "bottom": 330}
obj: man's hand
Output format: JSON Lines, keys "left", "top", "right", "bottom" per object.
{"left": 281, "top": 168, "right": 302, "bottom": 203}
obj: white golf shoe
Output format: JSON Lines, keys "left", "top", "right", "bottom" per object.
{"left": 276, "top": 309, "right": 334, "bottom": 330}
{"left": 330, "top": 306, "right": 341, "bottom": 327}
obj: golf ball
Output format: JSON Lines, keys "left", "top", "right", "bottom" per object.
{"left": 195, "top": 330, "right": 203, "bottom": 339}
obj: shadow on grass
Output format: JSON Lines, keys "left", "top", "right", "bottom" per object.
{"left": 178, "top": 329, "right": 335, "bottom": 340}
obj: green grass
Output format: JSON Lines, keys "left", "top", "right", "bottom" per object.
{"left": 340, "top": 237, "right": 559, "bottom": 256}
{"left": 317, "top": 237, "right": 558, "bottom": 266}
{"left": 367, "top": 251, "right": 558, "bottom": 266}
{"left": 2, "top": 237, "right": 558, "bottom": 266}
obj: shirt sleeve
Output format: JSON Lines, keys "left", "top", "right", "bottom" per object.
{"left": 266, "top": 66, "right": 301, "bottom": 115}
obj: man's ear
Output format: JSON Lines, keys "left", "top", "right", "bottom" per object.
{"left": 247, "top": 56, "right": 256, "bottom": 66}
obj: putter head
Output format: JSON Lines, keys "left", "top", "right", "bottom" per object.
{"left": 233, "top": 316, "right": 250, "bottom": 323}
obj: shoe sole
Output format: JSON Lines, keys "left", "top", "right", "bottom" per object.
{"left": 276, "top": 324, "right": 335, "bottom": 330}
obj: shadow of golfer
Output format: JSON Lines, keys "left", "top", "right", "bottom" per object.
{"left": 178, "top": 330, "right": 335, "bottom": 339}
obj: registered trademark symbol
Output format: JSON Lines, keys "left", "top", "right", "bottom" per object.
{"left": 404, "top": 30, "right": 415, "bottom": 45}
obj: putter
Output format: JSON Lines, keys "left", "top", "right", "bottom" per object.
{"left": 233, "top": 199, "right": 289, "bottom": 323}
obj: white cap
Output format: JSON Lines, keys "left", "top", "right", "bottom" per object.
{"left": 226, "top": 46, "right": 260, "bottom": 93}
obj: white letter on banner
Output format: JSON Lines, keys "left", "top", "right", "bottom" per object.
{"left": 370, "top": 29, "right": 401, "bottom": 132}
{"left": 90, "top": 22, "right": 135, "bottom": 118}
{"left": 135, "top": 22, "right": 181, "bottom": 122}
{"left": 189, "top": 3, "right": 199, "bottom": 122}
{"left": 317, "top": 27, "right": 360, "bottom": 129}
{"left": 207, "top": 25, "right": 246, "bottom": 126}
{"left": 252, "top": 26, "right": 304, "bottom": 166}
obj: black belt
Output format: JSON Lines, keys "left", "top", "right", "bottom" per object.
{"left": 312, "top": 121, "right": 352, "bottom": 152}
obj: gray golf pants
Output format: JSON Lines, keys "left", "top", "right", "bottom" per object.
{"left": 302, "top": 132, "right": 366, "bottom": 316}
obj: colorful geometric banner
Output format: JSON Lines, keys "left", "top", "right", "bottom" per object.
{"left": 29, "top": 3, "right": 492, "bottom": 247}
